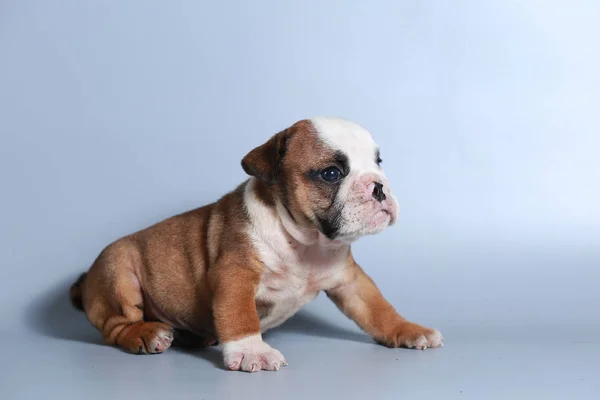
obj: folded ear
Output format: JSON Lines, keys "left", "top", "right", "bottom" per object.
{"left": 241, "top": 128, "right": 293, "bottom": 184}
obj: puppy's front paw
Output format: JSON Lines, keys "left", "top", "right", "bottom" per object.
{"left": 378, "top": 322, "right": 444, "bottom": 350}
{"left": 222, "top": 334, "right": 287, "bottom": 372}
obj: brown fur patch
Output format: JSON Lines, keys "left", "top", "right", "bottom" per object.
{"left": 326, "top": 252, "right": 437, "bottom": 348}
{"left": 246, "top": 119, "right": 345, "bottom": 233}
{"left": 252, "top": 179, "right": 275, "bottom": 207}
{"left": 77, "top": 181, "right": 263, "bottom": 351}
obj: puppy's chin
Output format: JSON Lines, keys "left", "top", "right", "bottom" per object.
{"left": 336, "top": 215, "right": 392, "bottom": 242}
{"left": 333, "top": 196, "right": 398, "bottom": 241}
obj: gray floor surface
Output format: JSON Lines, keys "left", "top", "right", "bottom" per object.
{"left": 5, "top": 292, "right": 599, "bottom": 400}
{"left": 3, "top": 243, "right": 600, "bottom": 399}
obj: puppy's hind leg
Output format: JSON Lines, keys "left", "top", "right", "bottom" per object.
{"left": 81, "top": 243, "right": 174, "bottom": 355}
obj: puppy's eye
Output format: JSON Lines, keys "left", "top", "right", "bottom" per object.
{"left": 320, "top": 166, "right": 342, "bottom": 183}
{"left": 376, "top": 156, "right": 383, "bottom": 165}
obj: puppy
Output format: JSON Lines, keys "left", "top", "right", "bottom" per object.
{"left": 70, "top": 117, "right": 443, "bottom": 372}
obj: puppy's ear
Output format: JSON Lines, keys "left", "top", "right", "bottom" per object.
{"left": 241, "top": 128, "right": 293, "bottom": 184}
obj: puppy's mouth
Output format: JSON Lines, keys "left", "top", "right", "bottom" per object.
{"left": 379, "top": 199, "right": 398, "bottom": 225}
{"left": 380, "top": 208, "right": 395, "bottom": 224}
{"left": 371, "top": 209, "right": 392, "bottom": 226}
{"left": 311, "top": 197, "right": 398, "bottom": 242}
{"left": 372, "top": 199, "right": 393, "bottom": 215}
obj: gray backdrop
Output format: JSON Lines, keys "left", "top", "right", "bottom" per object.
{"left": 1, "top": 1, "right": 599, "bottom": 399}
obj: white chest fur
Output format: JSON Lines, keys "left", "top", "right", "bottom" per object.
{"left": 243, "top": 179, "right": 349, "bottom": 332}
{"left": 255, "top": 247, "right": 347, "bottom": 332}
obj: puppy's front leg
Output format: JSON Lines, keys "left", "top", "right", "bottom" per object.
{"left": 210, "top": 258, "right": 287, "bottom": 372}
{"left": 326, "top": 255, "right": 443, "bottom": 350}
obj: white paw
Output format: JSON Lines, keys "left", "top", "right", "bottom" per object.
{"left": 222, "top": 334, "right": 287, "bottom": 372}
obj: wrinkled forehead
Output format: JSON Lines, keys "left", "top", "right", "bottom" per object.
{"left": 310, "top": 117, "right": 379, "bottom": 174}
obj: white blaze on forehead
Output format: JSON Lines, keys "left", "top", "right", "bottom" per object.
{"left": 309, "top": 116, "right": 379, "bottom": 174}
{"left": 308, "top": 116, "right": 397, "bottom": 240}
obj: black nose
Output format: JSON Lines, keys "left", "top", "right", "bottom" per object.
{"left": 372, "top": 182, "right": 386, "bottom": 202}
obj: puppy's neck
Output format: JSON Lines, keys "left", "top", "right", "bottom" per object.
{"left": 245, "top": 178, "right": 349, "bottom": 252}
{"left": 275, "top": 201, "right": 347, "bottom": 250}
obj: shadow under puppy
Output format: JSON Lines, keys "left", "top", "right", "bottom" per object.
{"left": 70, "top": 117, "right": 443, "bottom": 372}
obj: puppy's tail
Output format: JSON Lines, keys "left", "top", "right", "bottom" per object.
{"left": 70, "top": 273, "right": 87, "bottom": 311}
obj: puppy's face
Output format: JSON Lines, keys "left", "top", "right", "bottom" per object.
{"left": 242, "top": 117, "right": 398, "bottom": 243}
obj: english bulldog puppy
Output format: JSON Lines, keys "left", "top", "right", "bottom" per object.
{"left": 70, "top": 117, "right": 443, "bottom": 372}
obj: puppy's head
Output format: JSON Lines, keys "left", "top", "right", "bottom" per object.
{"left": 242, "top": 117, "right": 398, "bottom": 243}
